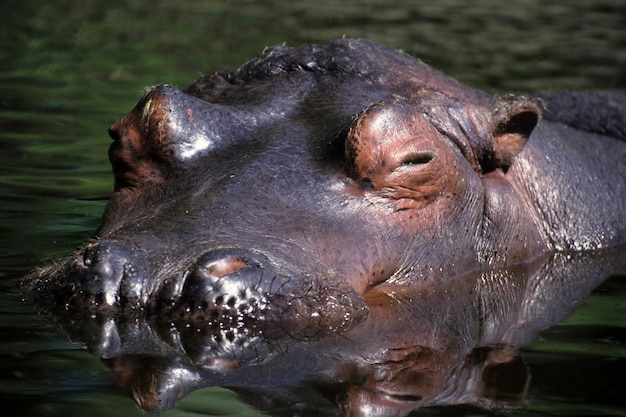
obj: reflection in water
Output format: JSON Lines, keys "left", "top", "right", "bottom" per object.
{"left": 43, "top": 248, "right": 624, "bottom": 417}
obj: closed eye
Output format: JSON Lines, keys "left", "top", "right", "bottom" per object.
{"left": 399, "top": 151, "right": 435, "bottom": 166}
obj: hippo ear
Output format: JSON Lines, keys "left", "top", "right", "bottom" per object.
{"left": 489, "top": 97, "right": 540, "bottom": 170}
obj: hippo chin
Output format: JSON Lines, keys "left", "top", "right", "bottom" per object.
{"left": 26, "top": 39, "right": 625, "bottom": 341}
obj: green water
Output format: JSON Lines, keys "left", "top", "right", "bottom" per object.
{"left": 1, "top": 1, "right": 625, "bottom": 416}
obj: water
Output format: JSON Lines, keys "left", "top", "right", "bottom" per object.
{"left": 1, "top": 1, "right": 625, "bottom": 416}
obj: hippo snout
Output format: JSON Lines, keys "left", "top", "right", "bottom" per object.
{"left": 157, "top": 248, "right": 370, "bottom": 339}
{"left": 41, "top": 242, "right": 370, "bottom": 339}
{"left": 80, "top": 241, "right": 138, "bottom": 306}
{"left": 78, "top": 240, "right": 152, "bottom": 308}
{"left": 158, "top": 248, "right": 273, "bottom": 322}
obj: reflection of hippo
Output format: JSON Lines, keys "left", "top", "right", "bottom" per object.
{"left": 52, "top": 250, "right": 623, "bottom": 415}
{"left": 27, "top": 39, "right": 625, "bottom": 341}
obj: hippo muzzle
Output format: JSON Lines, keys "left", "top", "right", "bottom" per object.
{"left": 158, "top": 247, "right": 369, "bottom": 338}
{"left": 39, "top": 237, "right": 370, "bottom": 340}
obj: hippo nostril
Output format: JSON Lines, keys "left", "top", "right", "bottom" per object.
{"left": 75, "top": 241, "right": 140, "bottom": 307}
{"left": 196, "top": 248, "right": 266, "bottom": 277}
{"left": 205, "top": 257, "right": 248, "bottom": 278}
{"left": 174, "top": 248, "right": 273, "bottom": 320}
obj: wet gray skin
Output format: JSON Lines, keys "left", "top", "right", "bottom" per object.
{"left": 25, "top": 39, "right": 626, "bottom": 342}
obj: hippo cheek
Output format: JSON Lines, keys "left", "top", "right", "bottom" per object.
{"left": 156, "top": 248, "right": 370, "bottom": 340}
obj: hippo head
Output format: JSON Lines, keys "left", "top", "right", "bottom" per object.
{"left": 29, "top": 39, "right": 542, "bottom": 341}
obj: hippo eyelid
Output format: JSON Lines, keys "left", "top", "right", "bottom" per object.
{"left": 398, "top": 151, "right": 435, "bottom": 167}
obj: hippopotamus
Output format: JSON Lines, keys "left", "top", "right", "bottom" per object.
{"left": 26, "top": 38, "right": 625, "bottom": 343}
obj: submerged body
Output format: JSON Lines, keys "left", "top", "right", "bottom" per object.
{"left": 28, "top": 39, "right": 625, "bottom": 339}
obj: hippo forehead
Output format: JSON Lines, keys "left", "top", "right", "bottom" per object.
{"left": 104, "top": 39, "right": 505, "bottom": 244}
{"left": 109, "top": 40, "right": 495, "bottom": 194}
{"left": 186, "top": 38, "right": 489, "bottom": 106}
